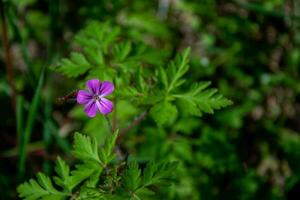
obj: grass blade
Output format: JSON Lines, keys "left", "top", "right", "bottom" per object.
{"left": 16, "top": 95, "right": 24, "bottom": 151}
{"left": 18, "top": 66, "right": 46, "bottom": 179}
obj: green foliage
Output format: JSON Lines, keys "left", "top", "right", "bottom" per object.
{"left": 57, "top": 53, "right": 92, "bottom": 78}
{"left": 17, "top": 172, "right": 67, "bottom": 200}
{"left": 53, "top": 22, "right": 231, "bottom": 128}
{"left": 73, "top": 132, "right": 100, "bottom": 163}
{"left": 19, "top": 66, "right": 46, "bottom": 178}
{"left": 150, "top": 49, "right": 232, "bottom": 125}
{"left": 175, "top": 82, "right": 233, "bottom": 116}
{"left": 53, "top": 22, "right": 121, "bottom": 78}
{"left": 17, "top": 133, "right": 177, "bottom": 200}
{"left": 3, "top": 0, "right": 299, "bottom": 199}
{"left": 150, "top": 101, "right": 178, "bottom": 125}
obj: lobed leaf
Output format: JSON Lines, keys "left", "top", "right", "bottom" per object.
{"left": 150, "top": 101, "right": 178, "bottom": 126}
{"left": 72, "top": 132, "right": 100, "bottom": 163}
{"left": 175, "top": 82, "right": 233, "bottom": 116}
{"left": 17, "top": 172, "right": 67, "bottom": 200}
{"left": 56, "top": 52, "right": 92, "bottom": 78}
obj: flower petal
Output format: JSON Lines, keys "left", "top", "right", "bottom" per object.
{"left": 77, "top": 90, "right": 92, "bottom": 105}
{"left": 96, "top": 98, "right": 113, "bottom": 115}
{"left": 99, "top": 81, "right": 114, "bottom": 97}
{"left": 84, "top": 101, "right": 97, "bottom": 118}
{"left": 87, "top": 79, "right": 101, "bottom": 94}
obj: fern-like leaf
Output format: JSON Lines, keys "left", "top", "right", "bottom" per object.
{"left": 56, "top": 52, "right": 92, "bottom": 78}
{"left": 17, "top": 172, "right": 68, "bottom": 200}
{"left": 53, "top": 157, "right": 72, "bottom": 192}
{"left": 99, "top": 130, "right": 119, "bottom": 165}
{"left": 73, "top": 132, "right": 100, "bottom": 163}
{"left": 166, "top": 47, "right": 190, "bottom": 93}
{"left": 174, "top": 82, "right": 233, "bottom": 116}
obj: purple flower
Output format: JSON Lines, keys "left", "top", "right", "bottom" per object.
{"left": 77, "top": 79, "right": 114, "bottom": 118}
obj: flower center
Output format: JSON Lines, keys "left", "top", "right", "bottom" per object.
{"left": 93, "top": 95, "right": 101, "bottom": 101}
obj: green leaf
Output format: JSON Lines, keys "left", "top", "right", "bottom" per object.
{"left": 99, "top": 130, "right": 119, "bottom": 165}
{"left": 76, "top": 187, "right": 105, "bottom": 200}
{"left": 142, "top": 162, "right": 178, "bottom": 187}
{"left": 175, "top": 82, "right": 233, "bottom": 116}
{"left": 76, "top": 21, "right": 120, "bottom": 52}
{"left": 69, "top": 161, "right": 101, "bottom": 190}
{"left": 72, "top": 132, "right": 100, "bottom": 163}
{"left": 113, "top": 41, "right": 132, "bottom": 62}
{"left": 121, "top": 161, "right": 141, "bottom": 191}
{"left": 53, "top": 157, "right": 72, "bottom": 192}
{"left": 56, "top": 52, "right": 92, "bottom": 78}
{"left": 19, "top": 66, "right": 46, "bottom": 178}
{"left": 17, "top": 172, "right": 67, "bottom": 200}
{"left": 137, "top": 72, "right": 148, "bottom": 93}
{"left": 166, "top": 48, "right": 190, "bottom": 93}
{"left": 150, "top": 101, "right": 178, "bottom": 126}
{"left": 158, "top": 67, "right": 168, "bottom": 89}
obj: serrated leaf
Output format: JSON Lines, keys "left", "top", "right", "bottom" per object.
{"left": 99, "top": 130, "right": 119, "bottom": 165}
{"left": 56, "top": 52, "right": 92, "bottom": 78}
{"left": 166, "top": 48, "right": 190, "bottom": 93}
{"left": 113, "top": 41, "right": 132, "bottom": 62}
{"left": 137, "top": 73, "right": 147, "bottom": 93}
{"left": 175, "top": 82, "right": 232, "bottom": 116}
{"left": 150, "top": 101, "right": 178, "bottom": 126}
{"left": 53, "top": 157, "right": 72, "bottom": 192}
{"left": 77, "top": 187, "right": 105, "bottom": 200}
{"left": 121, "top": 161, "right": 141, "bottom": 191}
{"left": 142, "top": 162, "right": 178, "bottom": 187}
{"left": 159, "top": 67, "right": 168, "bottom": 88}
{"left": 73, "top": 132, "right": 100, "bottom": 163}
{"left": 17, "top": 173, "right": 67, "bottom": 200}
{"left": 69, "top": 161, "right": 101, "bottom": 189}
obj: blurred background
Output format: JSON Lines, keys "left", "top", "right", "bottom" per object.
{"left": 1, "top": 0, "right": 300, "bottom": 199}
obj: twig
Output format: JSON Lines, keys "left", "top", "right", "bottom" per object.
{"left": 0, "top": 1, "right": 16, "bottom": 110}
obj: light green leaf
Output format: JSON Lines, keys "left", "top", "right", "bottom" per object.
{"left": 17, "top": 172, "right": 67, "bottom": 200}
{"left": 69, "top": 161, "right": 101, "bottom": 189}
{"left": 121, "top": 161, "right": 141, "bottom": 191}
{"left": 166, "top": 48, "right": 190, "bottom": 93}
{"left": 150, "top": 101, "right": 178, "bottom": 126}
{"left": 142, "top": 162, "right": 178, "bottom": 187}
{"left": 99, "top": 130, "right": 119, "bottom": 165}
{"left": 113, "top": 41, "right": 132, "bottom": 62}
{"left": 175, "top": 82, "right": 232, "bottom": 116}
{"left": 72, "top": 132, "right": 100, "bottom": 163}
{"left": 53, "top": 157, "right": 72, "bottom": 192}
{"left": 56, "top": 52, "right": 92, "bottom": 78}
